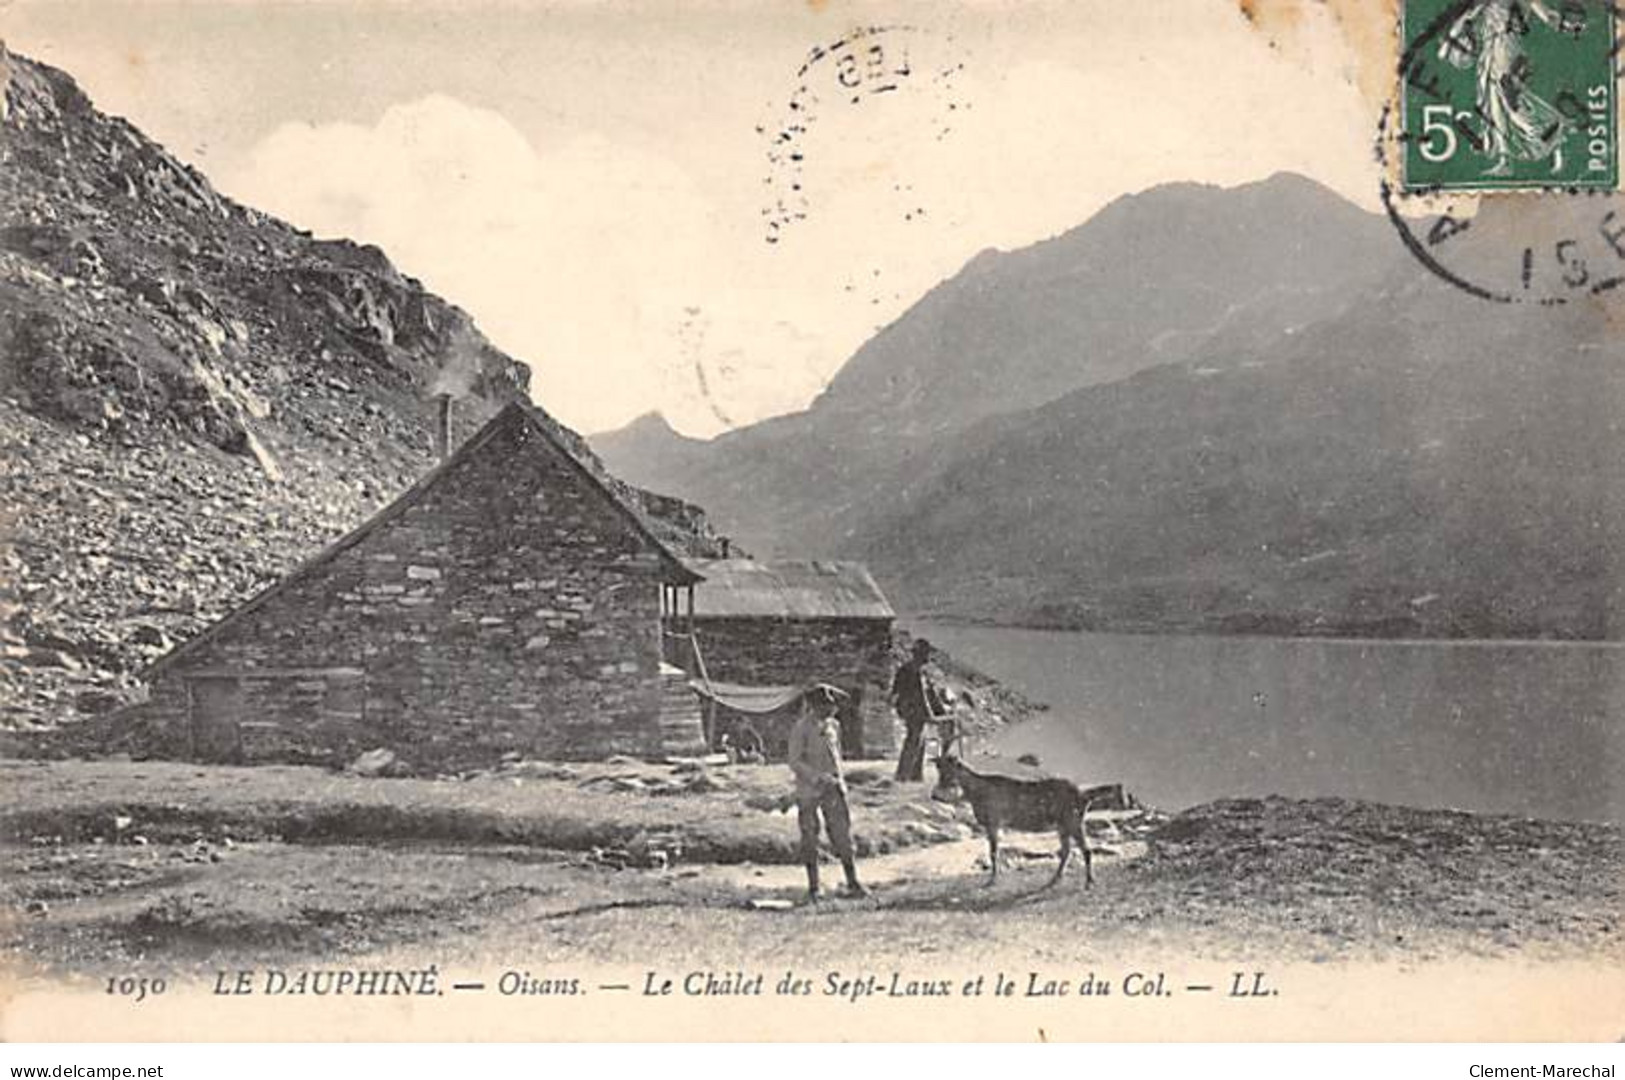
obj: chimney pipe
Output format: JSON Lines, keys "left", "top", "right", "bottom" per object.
{"left": 719, "top": 537, "right": 731, "bottom": 558}
{"left": 434, "top": 393, "right": 453, "bottom": 461}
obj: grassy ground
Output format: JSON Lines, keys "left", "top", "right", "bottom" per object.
{"left": 0, "top": 757, "right": 969, "bottom": 863}
{"left": 1, "top": 760, "right": 1619, "bottom": 980}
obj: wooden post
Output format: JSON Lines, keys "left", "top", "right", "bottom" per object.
{"left": 685, "top": 585, "right": 697, "bottom": 671}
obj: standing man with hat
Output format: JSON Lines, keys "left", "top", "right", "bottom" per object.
{"left": 890, "top": 639, "right": 944, "bottom": 782}
{"left": 787, "top": 683, "right": 869, "bottom": 901}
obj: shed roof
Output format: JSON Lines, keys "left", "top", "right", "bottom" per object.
{"left": 682, "top": 559, "right": 895, "bottom": 620}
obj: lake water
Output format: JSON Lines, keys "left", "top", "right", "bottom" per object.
{"left": 911, "top": 623, "right": 1624, "bottom": 824}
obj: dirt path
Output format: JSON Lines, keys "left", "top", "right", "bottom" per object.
{"left": 697, "top": 829, "right": 1147, "bottom": 894}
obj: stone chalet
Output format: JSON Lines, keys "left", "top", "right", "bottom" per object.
{"left": 134, "top": 402, "right": 709, "bottom": 770}
{"left": 667, "top": 558, "right": 899, "bottom": 761}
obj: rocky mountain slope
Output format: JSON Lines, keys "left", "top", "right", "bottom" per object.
{"left": 0, "top": 46, "right": 719, "bottom": 730}
{"left": 596, "top": 177, "right": 1625, "bottom": 639}
{"left": 811, "top": 172, "right": 1401, "bottom": 438}
{"left": 853, "top": 296, "right": 1625, "bottom": 637}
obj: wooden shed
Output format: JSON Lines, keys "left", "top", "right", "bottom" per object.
{"left": 664, "top": 559, "right": 899, "bottom": 760}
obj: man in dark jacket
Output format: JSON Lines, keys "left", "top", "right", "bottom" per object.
{"left": 890, "top": 639, "right": 943, "bottom": 781}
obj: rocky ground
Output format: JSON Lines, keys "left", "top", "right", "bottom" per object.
{"left": 1, "top": 759, "right": 1617, "bottom": 979}
{"left": 0, "top": 399, "right": 400, "bottom": 732}
{"left": 0, "top": 46, "right": 726, "bottom": 733}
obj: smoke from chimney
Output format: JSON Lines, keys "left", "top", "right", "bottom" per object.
{"left": 430, "top": 322, "right": 484, "bottom": 401}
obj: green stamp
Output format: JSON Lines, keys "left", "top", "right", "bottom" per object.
{"left": 1401, "top": 0, "right": 1618, "bottom": 190}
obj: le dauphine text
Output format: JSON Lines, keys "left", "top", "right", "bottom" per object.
{"left": 199, "top": 967, "right": 1278, "bottom": 1002}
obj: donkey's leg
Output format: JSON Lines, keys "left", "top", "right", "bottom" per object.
{"left": 1072, "top": 808, "right": 1093, "bottom": 888}
{"left": 986, "top": 825, "right": 1000, "bottom": 884}
{"left": 1049, "top": 823, "right": 1071, "bottom": 887}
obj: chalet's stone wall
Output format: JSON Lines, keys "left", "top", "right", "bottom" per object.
{"left": 138, "top": 415, "right": 703, "bottom": 770}
{"left": 676, "top": 616, "right": 900, "bottom": 759}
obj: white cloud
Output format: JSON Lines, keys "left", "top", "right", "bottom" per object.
{"left": 231, "top": 96, "right": 755, "bottom": 434}
{"left": 220, "top": 3, "right": 1379, "bottom": 438}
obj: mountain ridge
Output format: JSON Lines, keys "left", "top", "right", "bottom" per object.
{"left": 595, "top": 173, "right": 1625, "bottom": 639}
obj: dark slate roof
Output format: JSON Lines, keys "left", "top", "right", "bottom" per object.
{"left": 682, "top": 559, "right": 895, "bottom": 620}
{"left": 148, "top": 403, "right": 700, "bottom": 676}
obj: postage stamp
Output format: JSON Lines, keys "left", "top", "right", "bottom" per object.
{"left": 1400, "top": 0, "right": 1618, "bottom": 191}
{"left": 1382, "top": 2, "right": 1625, "bottom": 302}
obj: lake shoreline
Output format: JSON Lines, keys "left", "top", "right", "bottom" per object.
{"left": 906, "top": 622, "right": 1623, "bottom": 825}
{"left": 906, "top": 613, "right": 1625, "bottom": 648}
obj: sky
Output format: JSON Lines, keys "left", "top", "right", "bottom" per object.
{"left": 3, "top": 0, "right": 1389, "bottom": 436}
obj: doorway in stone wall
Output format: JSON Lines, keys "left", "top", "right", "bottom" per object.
{"left": 188, "top": 676, "right": 245, "bottom": 763}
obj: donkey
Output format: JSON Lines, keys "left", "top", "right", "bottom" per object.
{"left": 934, "top": 754, "right": 1095, "bottom": 888}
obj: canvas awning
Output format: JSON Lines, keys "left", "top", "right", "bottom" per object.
{"left": 687, "top": 679, "right": 807, "bottom": 715}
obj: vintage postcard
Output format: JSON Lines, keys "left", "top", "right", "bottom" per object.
{"left": 0, "top": 0, "right": 1621, "bottom": 1045}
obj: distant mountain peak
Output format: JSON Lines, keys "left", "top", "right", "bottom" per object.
{"left": 961, "top": 245, "right": 1005, "bottom": 271}
{"left": 1248, "top": 169, "right": 1345, "bottom": 193}
{"left": 604, "top": 410, "right": 710, "bottom": 446}
{"left": 591, "top": 409, "right": 708, "bottom": 479}
{"left": 1105, "top": 171, "right": 1364, "bottom": 222}
{"left": 621, "top": 410, "right": 679, "bottom": 434}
